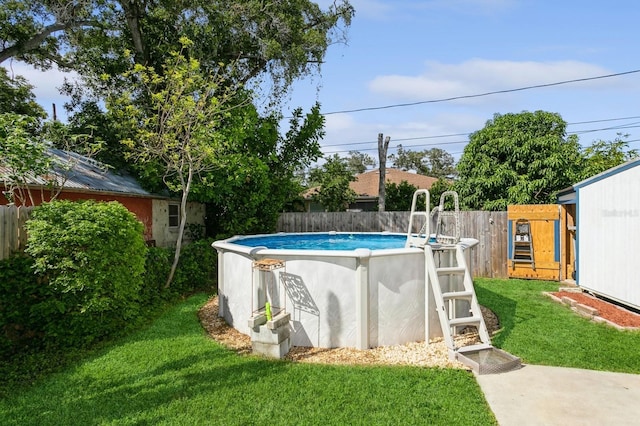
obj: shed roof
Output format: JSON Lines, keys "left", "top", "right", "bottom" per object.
{"left": 557, "top": 158, "right": 640, "bottom": 204}
{"left": 1, "top": 148, "right": 153, "bottom": 197}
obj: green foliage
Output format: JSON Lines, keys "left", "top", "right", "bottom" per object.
{"left": 201, "top": 102, "right": 324, "bottom": 237}
{"left": 455, "top": 111, "right": 582, "bottom": 210}
{"left": 0, "top": 113, "right": 51, "bottom": 204}
{"left": 140, "top": 241, "right": 217, "bottom": 302}
{"left": 111, "top": 39, "right": 241, "bottom": 287}
{"left": 0, "top": 255, "right": 47, "bottom": 355}
{"left": 2, "top": 0, "right": 353, "bottom": 113}
{"left": 389, "top": 145, "right": 457, "bottom": 178}
{"left": 429, "top": 178, "right": 456, "bottom": 210}
{"left": 0, "top": 67, "right": 46, "bottom": 118}
{"left": 139, "top": 246, "right": 172, "bottom": 306}
{"left": 309, "top": 154, "right": 356, "bottom": 211}
{"left": 578, "top": 134, "right": 639, "bottom": 181}
{"left": 384, "top": 180, "right": 421, "bottom": 211}
{"left": 25, "top": 200, "right": 147, "bottom": 344}
{"left": 346, "top": 150, "right": 376, "bottom": 174}
{"left": 172, "top": 239, "right": 218, "bottom": 295}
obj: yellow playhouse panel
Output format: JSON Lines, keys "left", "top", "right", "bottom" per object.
{"left": 507, "top": 205, "right": 561, "bottom": 281}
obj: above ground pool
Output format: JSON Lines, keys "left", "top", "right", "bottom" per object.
{"left": 212, "top": 232, "right": 478, "bottom": 350}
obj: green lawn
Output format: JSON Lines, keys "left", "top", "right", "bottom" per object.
{"left": 0, "top": 294, "right": 496, "bottom": 426}
{"left": 3, "top": 277, "right": 640, "bottom": 425}
{"left": 475, "top": 277, "right": 640, "bottom": 373}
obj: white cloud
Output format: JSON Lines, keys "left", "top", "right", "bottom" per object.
{"left": 369, "top": 59, "right": 619, "bottom": 104}
{"left": 2, "top": 61, "right": 78, "bottom": 120}
{"left": 2, "top": 61, "right": 77, "bottom": 100}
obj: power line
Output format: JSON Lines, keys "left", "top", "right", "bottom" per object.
{"left": 324, "top": 137, "right": 640, "bottom": 156}
{"left": 321, "top": 69, "right": 640, "bottom": 116}
{"left": 320, "top": 114, "right": 640, "bottom": 151}
{"left": 321, "top": 132, "right": 470, "bottom": 148}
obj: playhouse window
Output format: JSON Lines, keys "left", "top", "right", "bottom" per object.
{"left": 168, "top": 204, "right": 179, "bottom": 228}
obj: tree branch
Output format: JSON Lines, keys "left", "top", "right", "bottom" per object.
{"left": 0, "top": 19, "right": 102, "bottom": 64}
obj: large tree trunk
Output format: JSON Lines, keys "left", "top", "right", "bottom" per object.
{"left": 120, "top": 0, "right": 149, "bottom": 65}
{"left": 377, "top": 133, "right": 390, "bottom": 212}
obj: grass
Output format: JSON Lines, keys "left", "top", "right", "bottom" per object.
{"left": 0, "top": 294, "right": 497, "bottom": 426}
{"left": 4, "top": 277, "right": 640, "bottom": 425}
{"left": 475, "top": 277, "right": 640, "bottom": 373}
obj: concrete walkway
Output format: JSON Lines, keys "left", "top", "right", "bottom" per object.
{"left": 475, "top": 364, "right": 640, "bottom": 426}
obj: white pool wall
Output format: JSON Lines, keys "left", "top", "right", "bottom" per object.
{"left": 213, "top": 233, "right": 476, "bottom": 349}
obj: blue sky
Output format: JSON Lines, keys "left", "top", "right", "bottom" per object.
{"left": 5, "top": 0, "right": 640, "bottom": 163}
{"left": 283, "top": 0, "right": 640, "bottom": 162}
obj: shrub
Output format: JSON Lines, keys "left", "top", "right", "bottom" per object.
{"left": 0, "top": 255, "right": 50, "bottom": 356}
{"left": 172, "top": 238, "right": 217, "bottom": 295}
{"left": 25, "top": 200, "right": 147, "bottom": 345}
{"left": 140, "top": 246, "right": 172, "bottom": 306}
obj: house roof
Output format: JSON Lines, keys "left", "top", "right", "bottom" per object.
{"left": 303, "top": 168, "right": 438, "bottom": 200}
{"left": 1, "top": 148, "right": 153, "bottom": 197}
{"left": 350, "top": 168, "right": 439, "bottom": 198}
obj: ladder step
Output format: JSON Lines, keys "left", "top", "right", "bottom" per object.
{"left": 457, "top": 343, "right": 493, "bottom": 354}
{"left": 442, "top": 290, "right": 473, "bottom": 301}
{"left": 448, "top": 316, "right": 482, "bottom": 327}
{"left": 436, "top": 266, "right": 466, "bottom": 275}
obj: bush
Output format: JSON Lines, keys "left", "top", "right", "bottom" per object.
{"left": 137, "top": 239, "right": 217, "bottom": 306}
{"left": 0, "top": 255, "right": 50, "bottom": 356}
{"left": 25, "top": 200, "right": 147, "bottom": 345}
{"left": 172, "top": 239, "right": 217, "bottom": 295}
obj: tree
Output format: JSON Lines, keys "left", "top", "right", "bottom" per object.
{"left": 579, "top": 134, "right": 639, "bottom": 181}
{"left": 377, "top": 133, "right": 390, "bottom": 212}
{"left": 428, "top": 178, "right": 455, "bottom": 210}
{"left": 0, "top": 0, "right": 103, "bottom": 67}
{"left": 309, "top": 154, "right": 356, "bottom": 211}
{"left": 196, "top": 103, "right": 325, "bottom": 238}
{"left": 455, "top": 111, "right": 582, "bottom": 210}
{"left": 0, "top": 113, "right": 50, "bottom": 204}
{"left": 1, "top": 0, "right": 354, "bottom": 109}
{"left": 384, "top": 180, "right": 420, "bottom": 211}
{"left": 0, "top": 67, "right": 46, "bottom": 118}
{"left": 424, "top": 147, "right": 457, "bottom": 178}
{"left": 110, "top": 39, "right": 241, "bottom": 288}
{"left": 346, "top": 151, "right": 376, "bottom": 174}
{"left": 388, "top": 145, "right": 457, "bottom": 178}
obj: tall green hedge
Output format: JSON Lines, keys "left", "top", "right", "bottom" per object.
{"left": 25, "top": 200, "right": 147, "bottom": 345}
{"left": 1, "top": 200, "right": 218, "bottom": 359}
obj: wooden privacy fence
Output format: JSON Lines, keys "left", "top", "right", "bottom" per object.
{"left": 0, "top": 205, "right": 32, "bottom": 260}
{"left": 276, "top": 211, "right": 508, "bottom": 278}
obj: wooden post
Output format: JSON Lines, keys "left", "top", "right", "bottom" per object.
{"left": 378, "top": 133, "right": 390, "bottom": 212}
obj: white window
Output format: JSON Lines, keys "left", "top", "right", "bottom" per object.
{"left": 168, "top": 204, "right": 180, "bottom": 228}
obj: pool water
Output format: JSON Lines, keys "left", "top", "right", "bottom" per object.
{"left": 233, "top": 233, "right": 408, "bottom": 251}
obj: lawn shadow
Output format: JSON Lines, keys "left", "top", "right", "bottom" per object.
{"left": 474, "top": 283, "right": 518, "bottom": 348}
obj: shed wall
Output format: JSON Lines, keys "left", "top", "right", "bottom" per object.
{"left": 152, "top": 199, "right": 206, "bottom": 247}
{"left": 577, "top": 165, "right": 640, "bottom": 309}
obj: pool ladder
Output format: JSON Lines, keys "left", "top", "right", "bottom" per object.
{"left": 407, "top": 190, "right": 521, "bottom": 374}
{"left": 405, "top": 189, "right": 431, "bottom": 248}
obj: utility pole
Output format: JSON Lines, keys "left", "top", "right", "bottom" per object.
{"left": 378, "top": 133, "right": 390, "bottom": 212}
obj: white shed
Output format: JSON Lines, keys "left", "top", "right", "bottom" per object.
{"left": 557, "top": 159, "right": 640, "bottom": 310}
